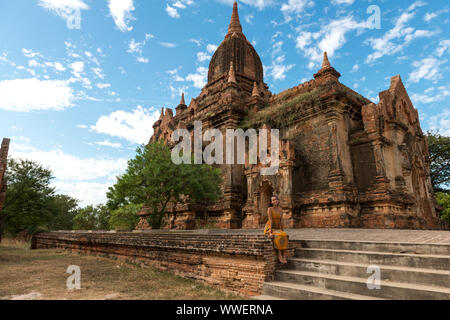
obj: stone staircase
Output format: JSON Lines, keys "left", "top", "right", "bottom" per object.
{"left": 254, "top": 239, "right": 450, "bottom": 300}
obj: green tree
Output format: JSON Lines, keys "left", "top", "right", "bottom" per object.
{"left": 0, "top": 159, "right": 55, "bottom": 241}
{"left": 107, "top": 142, "right": 222, "bottom": 229}
{"left": 73, "top": 204, "right": 111, "bottom": 230}
{"left": 73, "top": 205, "right": 99, "bottom": 230}
{"left": 48, "top": 194, "right": 79, "bottom": 231}
{"left": 436, "top": 192, "right": 450, "bottom": 227}
{"left": 426, "top": 131, "right": 450, "bottom": 192}
{"left": 109, "top": 203, "right": 141, "bottom": 231}
{"left": 96, "top": 204, "right": 111, "bottom": 230}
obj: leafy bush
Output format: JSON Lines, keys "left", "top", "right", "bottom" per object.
{"left": 109, "top": 203, "right": 141, "bottom": 231}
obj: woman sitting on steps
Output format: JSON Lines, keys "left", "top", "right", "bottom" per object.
{"left": 264, "top": 195, "right": 289, "bottom": 264}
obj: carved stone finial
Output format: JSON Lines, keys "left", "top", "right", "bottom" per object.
{"left": 322, "top": 52, "right": 331, "bottom": 69}
{"left": 252, "top": 81, "right": 259, "bottom": 97}
{"left": 227, "top": 1, "right": 243, "bottom": 36}
{"left": 314, "top": 51, "right": 341, "bottom": 81}
{"left": 228, "top": 61, "right": 237, "bottom": 84}
{"left": 180, "top": 92, "right": 186, "bottom": 105}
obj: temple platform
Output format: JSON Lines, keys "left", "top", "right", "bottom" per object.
{"left": 32, "top": 228, "right": 450, "bottom": 299}
{"left": 133, "top": 227, "right": 450, "bottom": 244}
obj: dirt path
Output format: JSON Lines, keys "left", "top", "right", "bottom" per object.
{"left": 0, "top": 239, "right": 243, "bottom": 300}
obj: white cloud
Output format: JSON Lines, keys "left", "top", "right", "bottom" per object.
{"left": 424, "top": 12, "right": 438, "bottom": 22}
{"left": 127, "top": 35, "right": 153, "bottom": 63}
{"left": 9, "top": 142, "right": 128, "bottom": 205}
{"left": 331, "top": 0, "right": 354, "bottom": 4}
{"left": 296, "top": 16, "right": 367, "bottom": 69}
{"left": 92, "top": 67, "right": 105, "bottom": 79}
{"left": 436, "top": 39, "right": 450, "bottom": 57}
{"left": 411, "top": 86, "right": 450, "bottom": 104}
{"left": 245, "top": 14, "right": 254, "bottom": 24}
{"left": 428, "top": 108, "right": 450, "bottom": 136}
{"left": 11, "top": 143, "right": 127, "bottom": 181}
{"left": 217, "top": 0, "right": 275, "bottom": 10}
{"left": 409, "top": 58, "right": 443, "bottom": 83}
{"left": 0, "top": 78, "right": 74, "bottom": 112}
{"left": 407, "top": 1, "right": 427, "bottom": 12}
{"left": 22, "top": 48, "right": 42, "bottom": 58}
{"left": 281, "top": 0, "right": 314, "bottom": 22}
{"left": 70, "top": 61, "right": 84, "bottom": 76}
{"left": 107, "top": 0, "right": 135, "bottom": 32}
{"left": 365, "top": 5, "right": 436, "bottom": 64}
{"left": 45, "top": 61, "right": 66, "bottom": 72}
{"left": 206, "top": 44, "right": 218, "bottom": 53}
{"left": 195, "top": 44, "right": 218, "bottom": 63}
{"left": 167, "top": 69, "right": 185, "bottom": 82}
{"left": 96, "top": 83, "right": 111, "bottom": 89}
{"left": 28, "top": 59, "right": 40, "bottom": 68}
{"left": 268, "top": 56, "right": 295, "bottom": 80}
{"left": 266, "top": 41, "right": 295, "bottom": 80}
{"left": 351, "top": 64, "right": 359, "bottom": 72}
{"left": 186, "top": 66, "right": 208, "bottom": 88}
{"left": 53, "top": 181, "right": 113, "bottom": 206}
{"left": 166, "top": 4, "right": 180, "bottom": 18}
{"left": 189, "top": 39, "right": 202, "bottom": 47}
{"left": 90, "top": 105, "right": 160, "bottom": 144}
{"left": 166, "top": 0, "right": 195, "bottom": 19}
{"left": 94, "top": 140, "right": 122, "bottom": 148}
{"left": 197, "top": 52, "right": 211, "bottom": 62}
{"left": 37, "top": 0, "right": 89, "bottom": 19}
{"left": 160, "top": 42, "right": 177, "bottom": 48}
{"left": 136, "top": 57, "right": 149, "bottom": 63}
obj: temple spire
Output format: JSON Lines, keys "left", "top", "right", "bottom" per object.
{"left": 227, "top": 1, "right": 243, "bottom": 36}
{"left": 314, "top": 51, "right": 341, "bottom": 81}
{"left": 180, "top": 92, "right": 186, "bottom": 105}
{"left": 228, "top": 61, "right": 237, "bottom": 83}
{"left": 322, "top": 51, "right": 331, "bottom": 69}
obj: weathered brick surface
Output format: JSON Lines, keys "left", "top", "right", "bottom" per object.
{"left": 0, "top": 138, "right": 10, "bottom": 212}
{"left": 31, "top": 231, "right": 293, "bottom": 296}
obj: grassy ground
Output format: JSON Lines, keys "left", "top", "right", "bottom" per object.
{"left": 0, "top": 238, "right": 244, "bottom": 300}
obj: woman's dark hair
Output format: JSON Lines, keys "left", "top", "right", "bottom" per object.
{"left": 271, "top": 195, "right": 279, "bottom": 200}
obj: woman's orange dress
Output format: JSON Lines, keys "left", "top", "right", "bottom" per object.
{"left": 264, "top": 207, "right": 288, "bottom": 250}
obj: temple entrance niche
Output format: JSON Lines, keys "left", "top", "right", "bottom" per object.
{"left": 259, "top": 180, "right": 273, "bottom": 227}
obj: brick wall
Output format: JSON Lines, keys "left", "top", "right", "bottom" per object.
{"left": 0, "top": 138, "right": 10, "bottom": 212}
{"left": 32, "top": 231, "right": 293, "bottom": 296}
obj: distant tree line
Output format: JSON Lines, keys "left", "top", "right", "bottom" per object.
{"left": 0, "top": 158, "right": 140, "bottom": 242}
{"left": 0, "top": 141, "right": 222, "bottom": 241}
{"left": 427, "top": 131, "right": 450, "bottom": 226}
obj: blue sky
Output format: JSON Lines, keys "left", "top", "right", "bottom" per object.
{"left": 0, "top": 0, "right": 448, "bottom": 206}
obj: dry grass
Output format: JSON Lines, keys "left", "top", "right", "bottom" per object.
{"left": 0, "top": 239, "right": 245, "bottom": 300}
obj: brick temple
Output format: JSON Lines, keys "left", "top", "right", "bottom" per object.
{"left": 137, "top": 2, "right": 443, "bottom": 231}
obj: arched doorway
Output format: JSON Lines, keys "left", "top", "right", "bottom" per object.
{"left": 259, "top": 180, "right": 273, "bottom": 227}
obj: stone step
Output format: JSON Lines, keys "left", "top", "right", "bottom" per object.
{"left": 294, "top": 239, "right": 450, "bottom": 255}
{"left": 295, "top": 248, "right": 450, "bottom": 270}
{"left": 289, "top": 258, "right": 450, "bottom": 288}
{"left": 262, "top": 281, "right": 385, "bottom": 300}
{"left": 275, "top": 270, "right": 450, "bottom": 300}
{"left": 252, "top": 295, "right": 286, "bottom": 300}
